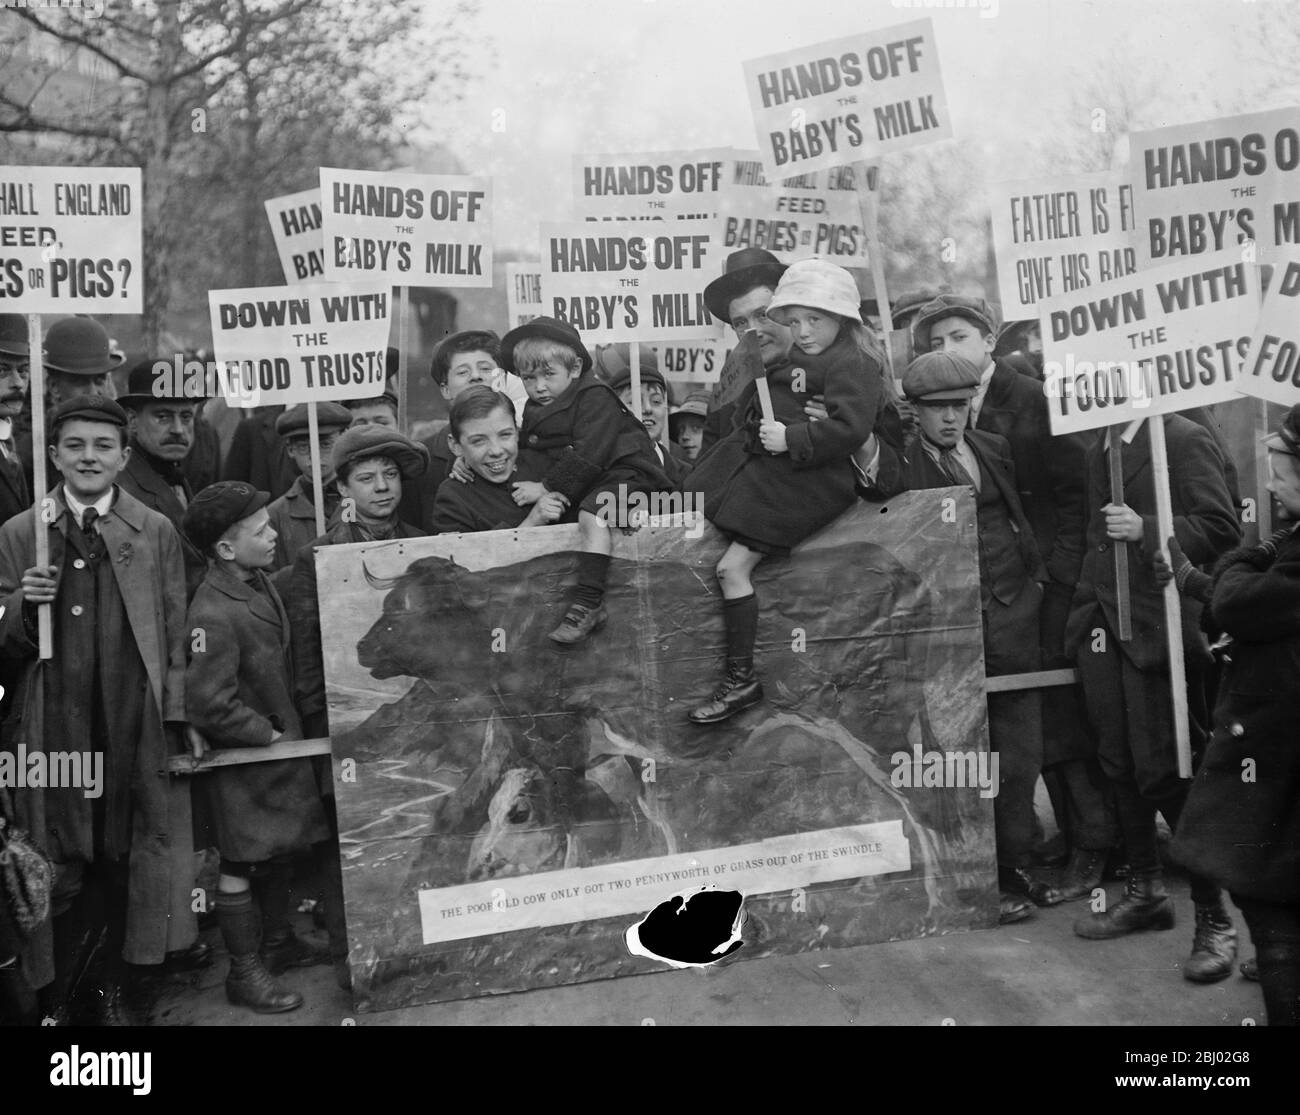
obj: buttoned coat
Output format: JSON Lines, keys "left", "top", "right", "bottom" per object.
{"left": 185, "top": 565, "right": 329, "bottom": 862}
{"left": 1064, "top": 415, "right": 1241, "bottom": 670}
{"left": 1170, "top": 527, "right": 1300, "bottom": 902}
{"left": 118, "top": 450, "right": 207, "bottom": 599}
{"left": 0, "top": 485, "right": 194, "bottom": 981}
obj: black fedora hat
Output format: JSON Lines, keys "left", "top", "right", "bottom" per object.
{"left": 703, "top": 248, "right": 788, "bottom": 326}
{"left": 43, "top": 316, "right": 125, "bottom": 376}
{"left": 0, "top": 314, "right": 29, "bottom": 358}
{"left": 118, "top": 357, "right": 199, "bottom": 409}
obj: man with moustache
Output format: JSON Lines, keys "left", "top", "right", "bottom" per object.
{"left": 117, "top": 360, "right": 209, "bottom": 599}
{"left": 0, "top": 316, "right": 32, "bottom": 528}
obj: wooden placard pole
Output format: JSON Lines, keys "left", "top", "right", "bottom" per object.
{"left": 1107, "top": 425, "right": 1132, "bottom": 642}
{"left": 306, "top": 401, "right": 327, "bottom": 539}
{"left": 852, "top": 160, "right": 900, "bottom": 401}
{"left": 1254, "top": 399, "right": 1273, "bottom": 540}
{"left": 396, "top": 286, "right": 409, "bottom": 433}
{"left": 628, "top": 339, "right": 644, "bottom": 423}
{"left": 26, "top": 312, "right": 52, "bottom": 660}
{"left": 1148, "top": 416, "right": 1192, "bottom": 778}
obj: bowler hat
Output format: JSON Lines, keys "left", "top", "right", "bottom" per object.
{"left": 703, "top": 248, "right": 788, "bottom": 325}
{"left": 275, "top": 401, "right": 353, "bottom": 439}
{"left": 911, "top": 294, "right": 998, "bottom": 352}
{"left": 118, "top": 357, "right": 201, "bottom": 409}
{"left": 891, "top": 287, "right": 944, "bottom": 329}
{"left": 331, "top": 424, "right": 429, "bottom": 481}
{"left": 592, "top": 344, "right": 666, "bottom": 395}
{"left": 500, "top": 316, "right": 591, "bottom": 376}
{"left": 768, "top": 259, "right": 863, "bottom": 325}
{"left": 0, "top": 314, "right": 28, "bottom": 358}
{"left": 43, "top": 316, "right": 124, "bottom": 376}
{"left": 1262, "top": 404, "right": 1300, "bottom": 458}
{"left": 902, "top": 351, "right": 982, "bottom": 402}
{"left": 182, "top": 481, "right": 271, "bottom": 552}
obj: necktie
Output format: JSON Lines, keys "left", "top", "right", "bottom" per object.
{"left": 938, "top": 448, "right": 975, "bottom": 489}
{"left": 81, "top": 507, "right": 100, "bottom": 537}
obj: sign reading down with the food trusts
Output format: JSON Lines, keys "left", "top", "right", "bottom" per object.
{"left": 319, "top": 167, "right": 492, "bottom": 286}
{"left": 0, "top": 165, "right": 142, "bottom": 313}
{"left": 741, "top": 19, "right": 951, "bottom": 181}
{"left": 1038, "top": 248, "right": 1260, "bottom": 435}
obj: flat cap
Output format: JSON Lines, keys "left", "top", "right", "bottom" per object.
{"left": 912, "top": 293, "right": 997, "bottom": 351}
{"left": 275, "top": 401, "right": 353, "bottom": 438}
{"left": 1262, "top": 403, "right": 1300, "bottom": 457}
{"left": 593, "top": 343, "right": 667, "bottom": 395}
{"left": 182, "top": 481, "right": 270, "bottom": 552}
{"left": 49, "top": 395, "right": 128, "bottom": 428}
{"left": 331, "top": 424, "right": 429, "bottom": 481}
{"left": 902, "top": 351, "right": 982, "bottom": 402}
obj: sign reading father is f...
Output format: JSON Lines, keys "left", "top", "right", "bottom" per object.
{"left": 741, "top": 19, "right": 951, "bottom": 181}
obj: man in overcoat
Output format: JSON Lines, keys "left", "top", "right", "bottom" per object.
{"left": 0, "top": 397, "right": 196, "bottom": 1024}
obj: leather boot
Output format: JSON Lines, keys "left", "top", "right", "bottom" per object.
{"left": 255, "top": 859, "right": 330, "bottom": 975}
{"left": 1073, "top": 872, "right": 1175, "bottom": 939}
{"left": 226, "top": 953, "right": 303, "bottom": 1014}
{"left": 1183, "top": 897, "right": 1237, "bottom": 983}
{"left": 688, "top": 658, "right": 763, "bottom": 725}
{"left": 1055, "top": 846, "right": 1109, "bottom": 901}
{"left": 218, "top": 891, "right": 302, "bottom": 1014}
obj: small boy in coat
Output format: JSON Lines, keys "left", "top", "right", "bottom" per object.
{"left": 265, "top": 401, "right": 352, "bottom": 578}
{"left": 182, "top": 481, "right": 333, "bottom": 1014}
{"left": 499, "top": 317, "right": 673, "bottom": 645}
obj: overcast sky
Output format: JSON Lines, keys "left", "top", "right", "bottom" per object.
{"left": 434, "top": 0, "right": 1264, "bottom": 252}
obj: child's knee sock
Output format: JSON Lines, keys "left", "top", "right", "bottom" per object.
{"left": 723, "top": 594, "right": 758, "bottom": 663}
{"left": 573, "top": 552, "right": 611, "bottom": 609}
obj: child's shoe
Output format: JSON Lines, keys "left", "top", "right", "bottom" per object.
{"left": 688, "top": 659, "right": 763, "bottom": 724}
{"left": 548, "top": 602, "right": 607, "bottom": 645}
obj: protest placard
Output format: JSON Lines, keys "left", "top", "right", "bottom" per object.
{"left": 656, "top": 339, "right": 732, "bottom": 385}
{"left": 265, "top": 187, "right": 325, "bottom": 283}
{"left": 538, "top": 221, "right": 725, "bottom": 343}
{"left": 207, "top": 279, "right": 393, "bottom": 409}
{"left": 1240, "top": 248, "right": 1300, "bottom": 405}
{"left": 506, "top": 262, "right": 543, "bottom": 328}
{"left": 1129, "top": 107, "right": 1300, "bottom": 267}
{"left": 573, "top": 149, "right": 731, "bottom": 221}
{"left": 741, "top": 19, "right": 951, "bottom": 181}
{"left": 319, "top": 167, "right": 492, "bottom": 285}
{"left": 0, "top": 165, "right": 141, "bottom": 312}
{"left": 989, "top": 171, "right": 1140, "bottom": 317}
{"left": 1040, "top": 248, "right": 1260, "bottom": 436}
{"left": 723, "top": 148, "right": 875, "bottom": 262}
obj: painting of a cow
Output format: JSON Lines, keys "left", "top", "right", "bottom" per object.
{"left": 319, "top": 495, "right": 997, "bottom": 1011}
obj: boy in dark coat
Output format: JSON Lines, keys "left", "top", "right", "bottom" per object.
{"left": 499, "top": 317, "right": 673, "bottom": 645}
{"left": 594, "top": 345, "right": 691, "bottom": 489}
{"left": 432, "top": 386, "right": 567, "bottom": 534}
{"left": 182, "top": 481, "right": 332, "bottom": 1013}
{"left": 1066, "top": 413, "right": 1242, "bottom": 981}
{"left": 1170, "top": 404, "right": 1300, "bottom": 1024}
{"left": 265, "top": 401, "right": 351, "bottom": 581}
{"left": 899, "top": 352, "right": 1050, "bottom": 925}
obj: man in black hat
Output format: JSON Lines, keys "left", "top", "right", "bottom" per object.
{"left": 913, "top": 293, "right": 1105, "bottom": 897}
{"left": 900, "top": 352, "right": 1051, "bottom": 926}
{"left": 0, "top": 396, "right": 198, "bottom": 1024}
{"left": 117, "top": 359, "right": 208, "bottom": 599}
{"left": 0, "top": 315, "right": 32, "bottom": 528}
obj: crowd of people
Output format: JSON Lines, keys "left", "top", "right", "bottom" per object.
{"left": 0, "top": 243, "right": 1295, "bottom": 1027}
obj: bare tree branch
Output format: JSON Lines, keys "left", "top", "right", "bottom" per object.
{"left": 11, "top": 9, "right": 150, "bottom": 83}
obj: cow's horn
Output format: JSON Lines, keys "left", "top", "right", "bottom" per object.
{"left": 361, "top": 561, "right": 398, "bottom": 591}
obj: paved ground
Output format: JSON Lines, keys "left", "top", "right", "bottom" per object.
{"left": 150, "top": 869, "right": 1265, "bottom": 1027}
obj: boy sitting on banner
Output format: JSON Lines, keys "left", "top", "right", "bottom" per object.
{"left": 265, "top": 401, "right": 352, "bottom": 579}
{"left": 593, "top": 344, "right": 691, "bottom": 488}
{"left": 182, "top": 481, "right": 334, "bottom": 1014}
{"left": 432, "top": 386, "right": 568, "bottom": 534}
{"left": 499, "top": 317, "right": 673, "bottom": 646}
{"left": 1066, "top": 414, "right": 1241, "bottom": 983}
